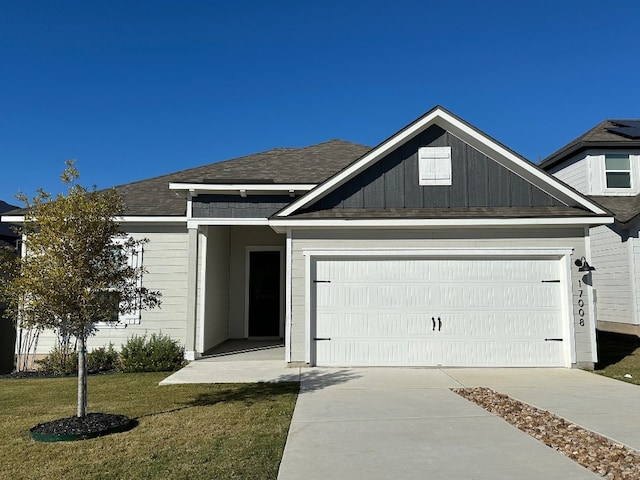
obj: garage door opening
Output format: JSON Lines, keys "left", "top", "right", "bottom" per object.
{"left": 311, "top": 256, "right": 567, "bottom": 367}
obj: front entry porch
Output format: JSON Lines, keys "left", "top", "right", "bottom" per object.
{"left": 187, "top": 225, "right": 286, "bottom": 360}
{"left": 161, "top": 339, "right": 298, "bottom": 384}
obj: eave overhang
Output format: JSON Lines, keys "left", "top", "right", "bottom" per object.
{"left": 268, "top": 216, "right": 614, "bottom": 233}
{"left": 169, "top": 182, "right": 316, "bottom": 197}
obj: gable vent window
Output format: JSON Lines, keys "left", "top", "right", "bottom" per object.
{"left": 605, "top": 153, "right": 631, "bottom": 188}
{"left": 419, "top": 146, "right": 452, "bottom": 186}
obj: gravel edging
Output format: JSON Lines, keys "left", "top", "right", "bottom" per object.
{"left": 452, "top": 387, "right": 640, "bottom": 479}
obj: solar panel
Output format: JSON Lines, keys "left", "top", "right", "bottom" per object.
{"left": 606, "top": 120, "right": 640, "bottom": 139}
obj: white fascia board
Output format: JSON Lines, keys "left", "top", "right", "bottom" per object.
{"left": 169, "top": 183, "right": 316, "bottom": 195}
{"left": 438, "top": 115, "right": 609, "bottom": 215}
{"left": 276, "top": 107, "right": 607, "bottom": 217}
{"left": 116, "top": 216, "right": 188, "bottom": 224}
{"left": 303, "top": 247, "right": 574, "bottom": 258}
{"left": 187, "top": 218, "right": 269, "bottom": 229}
{"left": 2, "top": 215, "right": 188, "bottom": 226}
{"left": 268, "top": 216, "right": 614, "bottom": 233}
{"left": 0, "top": 215, "right": 24, "bottom": 224}
{"left": 277, "top": 111, "right": 441, "bottom": 217}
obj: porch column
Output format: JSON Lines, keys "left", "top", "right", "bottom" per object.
{"left": 185, "top": 226, "right": 199, "bottom": 360}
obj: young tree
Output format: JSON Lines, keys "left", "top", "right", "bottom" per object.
{"left": 0, "top": 161, "right": 161, "bottom": 417}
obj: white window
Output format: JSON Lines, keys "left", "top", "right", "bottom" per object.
{"left": 96, "top": 241, "right": 144, "bottom": 327}
{"left": 418, "top": 146, "right": 452, "bottom": 185}
{"left": 605, "top": 153, "right": 631, "bottom": 189}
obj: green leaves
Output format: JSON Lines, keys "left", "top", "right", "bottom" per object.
{"left": 1, "top": 162, "right": 161, "bottom": 339}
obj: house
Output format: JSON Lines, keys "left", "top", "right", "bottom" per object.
{"left": 0, "top": 200, "right": 19, "bottom": 373}
{"left": 3, "top": 106, "right": 613, "bottom": 368}
{"left": 0, "top": 200, "right": 19, "bottom": 250}
{"left": 540, "top": 120, "right": 640, "bottom": 337}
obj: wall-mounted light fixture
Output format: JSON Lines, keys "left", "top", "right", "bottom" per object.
{"left": 575, "top": 256, "right": 595, "bottom": 272}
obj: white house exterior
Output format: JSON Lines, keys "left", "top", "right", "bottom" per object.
{"left": 4, "top": 107, "right": 613, "bottom": 368}
{"left": 541, "top": 120, "right": 640, "bottom": 337}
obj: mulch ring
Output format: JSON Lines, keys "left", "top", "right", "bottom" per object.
{"left": 30, "top": 413, "right": 136, "bottom": 442}
{"left": 452, "top": 387, "right": 640, "bottom": 479}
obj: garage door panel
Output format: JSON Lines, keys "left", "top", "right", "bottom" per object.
{"left": 504, "top": 341, "right": 564, "bottom": 366}
{"left": 314, "top": 257, "right": 566, "bottom": 367}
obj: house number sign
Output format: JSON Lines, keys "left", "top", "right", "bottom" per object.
{"left": 577, "top": 279, "right": 585, "bottom": 327}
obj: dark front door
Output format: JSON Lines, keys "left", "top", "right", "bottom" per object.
{"left": 248, "top": 251, "right": 281, "bottom": 337}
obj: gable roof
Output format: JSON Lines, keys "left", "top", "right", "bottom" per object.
{"left": 275, "top": 106, "right": 609, "bottom": 219}
{"left": 540, "top": 119, "right": 640, "bottom": 170}
{"left": 112, "top": 139, "right": 370, "bottom": 216}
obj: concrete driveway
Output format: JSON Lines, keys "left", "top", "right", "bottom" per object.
{"left": 278, "top": 368, "right": 640, "bottom": 480}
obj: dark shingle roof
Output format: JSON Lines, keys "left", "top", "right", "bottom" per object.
{"left": 0, "top": 200, "right": 19, "bottom": 238}
{"left": 286, "top": 206, "right": 600, "bottom": 220}
{"left": 540, "top": 119, "right": 640, "bottom": 170}
{"left": 588, "top": 195, "right": 640, "bottom": 225}
{"left": 113, "top": 140, "right": 371, "bottom": 216}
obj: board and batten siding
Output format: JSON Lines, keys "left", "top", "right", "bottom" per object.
{"left": 547, "top": 154, "right": 589, "bottom": 195}
{"left": 589, "top": 225, "right": 634, "bottom": 327}
{"left": 31, "top": 225, "right": 190, "bottom": 354}
{"left": 289, "top": 228, "right": 594, "bottom": 367}
{"left": 303, "top": 125, "right": 564, "bottom": 213}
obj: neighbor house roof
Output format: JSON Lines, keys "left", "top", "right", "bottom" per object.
{"left": 113, "top": 139, "right": 370, "bottom": 216}
{"left": 0, "top": 200, "right": 18, "bottom": 240}
{"left": 540, "top": 119, "right": 640, "bottom": 170}
{"left": 588, "top": 195, "right": 640, "bottom": 226}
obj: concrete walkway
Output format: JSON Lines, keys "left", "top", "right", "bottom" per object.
{"left": 160, "top": 359, "right": 640, "bottom": 479}
{"left": 277, "top": 368, "right": 640, "bottom": 480}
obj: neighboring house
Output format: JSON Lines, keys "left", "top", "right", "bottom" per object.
{"left": 540, "top": 120, "right": 640, "bottom": 337}
{"left": 0, "top": 200, "right": 19, "bottom": 250}
{"left": 3, "top": 106, "right": 613, "bottom": 368}
{"left": 0, "top": 200, "right": 19, "bottom": 373}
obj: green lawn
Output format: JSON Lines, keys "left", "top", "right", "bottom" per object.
{"left": 595, "top": 331, "right": 640, "bottom": 385}
{"left": 0, "top": 373, "right": 298, "bottom": 480}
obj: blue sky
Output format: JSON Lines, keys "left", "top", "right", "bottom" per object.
{"left": 1, "top": 0, "right": 639, "bottom": 204}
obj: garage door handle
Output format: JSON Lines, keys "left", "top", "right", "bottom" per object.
{"left": 432, "top": 317, "right": 436, "bottom": 331}
{"left": 314, "top": 337, "right": 331, "bottom": 341}
{"left": 544, "top": 338, "right": 563, "bottom": 342}
{"left": 438, "top": 317, "right": 442, "bottom": 331}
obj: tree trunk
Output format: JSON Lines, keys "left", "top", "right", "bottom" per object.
{"left": 77, "top": 336, "right": 87, "bottom": 417}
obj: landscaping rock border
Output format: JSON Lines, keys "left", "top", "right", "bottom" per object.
{"left": 453, "top": 387, "right": 640, "bottom": 479}
{"left": 30, "top": 413, "right": 136, "bottom": 442}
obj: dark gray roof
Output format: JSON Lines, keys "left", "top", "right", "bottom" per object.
{"left": 0, "top": 200, "right": 19, "bottom": 238}
{"left": 114, "top": 139, "right": 371, "bottom": 216}
{"left": 286, "top": 206, "right": 600, "bottom": 219}
{"left": 588, "top": 195, "right": 640, "bottom": 225}
{"left": 540, "top": 119, "right": 640, "bottom": 170}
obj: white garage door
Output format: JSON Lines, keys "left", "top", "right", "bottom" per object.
{"left": 313, "top": 257, "right": 565, "bottom": 367}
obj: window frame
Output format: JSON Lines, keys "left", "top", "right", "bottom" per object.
{"left": 604, "top": 153, "right": 632, "bottom": 190}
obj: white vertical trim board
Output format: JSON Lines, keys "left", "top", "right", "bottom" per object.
{"left": 285, "top": 229, "right": 292, "bottom": 362}
{"left": 197, "top": 228, "right": 208, "bottom": 354}
{"left": 561, "top": 253, "right": 576, "bottom": 366}
{"left": 583, "top": 228, "right": 598, "bottom": 363}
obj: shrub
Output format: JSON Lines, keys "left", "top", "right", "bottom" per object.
{"left": 119, "top": 333, "right": 185, "bottom": 372}
{"left": 87, "top": 343, "right": 119, "bottom": 374}
{"left": 36, "top": 347, "right": 78, "bottom": 376}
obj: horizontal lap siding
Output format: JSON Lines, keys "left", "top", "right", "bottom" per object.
{"left": 548, "top": 155, "right": 589, "bottom": 195}
{"left": 290, "top": 228, "right": 593, "bottom": 365}
{"left": 590, "top": 225, "right": 633, "bottom": 325}
{"left": 32, "top": 226, "right": 189, "bottom": 354}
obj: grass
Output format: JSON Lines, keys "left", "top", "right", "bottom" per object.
{"left": 0, "top": 373, "right": 299, "bottom": 480}
{"left": 595, "top": 331, "right": 640, "bottom": 385}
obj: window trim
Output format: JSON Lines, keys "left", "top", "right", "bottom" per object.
{"left": 604, "top": 153, "right": 632, "bottom": 190}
